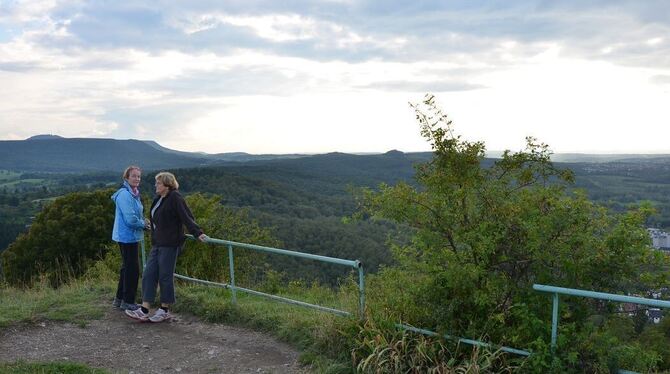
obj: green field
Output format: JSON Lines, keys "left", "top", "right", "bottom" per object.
{"left": 0, "top": 170, "right": 21, "bottom": 182}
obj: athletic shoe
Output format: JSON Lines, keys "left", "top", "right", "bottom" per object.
{"left": 149, "top": 308, "right": 171, "bottom": 323}
{"left": 112, "top": 298, "right": 121, "bottom": 308}
{"left": 120, "top": 302, "right": 140, "bottom": 311}
{"left": 125, "top": 308, "right": 149, "bottom": 321}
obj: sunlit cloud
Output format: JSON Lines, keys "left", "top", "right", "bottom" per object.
{"left": 0, "top": 1, "right": 668, "bottom": 153}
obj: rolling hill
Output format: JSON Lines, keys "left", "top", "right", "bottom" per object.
{"left": 0, "top": 136, "right": 306, "bottom": 173}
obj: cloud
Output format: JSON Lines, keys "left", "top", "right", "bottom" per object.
{"left": 0, "top": 61, "right": 40, "bottom": 72}
{"left": 4, "top": 1, "right": 667, "bottom": 69}
{"left": 138, "top": 67, "right": 309, "bottom": 97}
{"left": 0, "top": 0, "right": 668, "bottom": 153}
{"left": 651, "top": 75, "right": 670, "bottom": 85}
{"left": 362, "top": 80, "right": 485, "bottom": 92}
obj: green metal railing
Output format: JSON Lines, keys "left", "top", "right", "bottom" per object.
{"left": 396, "top": 323, "right": 532, "bottom": 357}
{"left": 167, "top": 235, "right": 531, "bottom": 357}
{"left": 151, "top": 236, "right": 667, "bottom": 367}
{"left": 533, "top": 284, "right": 670, "bottom": 350}
{"left": 172, "top": 235, "right": 366, "bottom": 319}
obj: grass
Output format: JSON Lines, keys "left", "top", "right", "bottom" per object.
{"left": 0, "top": 179, "right": 47, "bottom": 189}
{"left": 0, "top": 170, "right": 21, "bottom": 182}
{"left": 173, "top": 280, "right": 358, "bottom": 373}
{"left": 0, "top": 274, "right": 357, "bottom": 373}
{"left": 0, "top": 361, "right": 108, "bottom": 374}
{"left": 0, "top": 281, "right": 112, "bottom": 374}
{"left": 0, "top": 280, "right": 109, "bottom": 328}
{"left": 0, "top": 259, "right": 522, "bottom": 373}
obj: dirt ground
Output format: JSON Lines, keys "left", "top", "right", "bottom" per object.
{"left": 0, "top": 309, "right": 307, "bottom": 374}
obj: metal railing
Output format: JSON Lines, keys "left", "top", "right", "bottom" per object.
{"left": 396, "top": 323, "right": 532, "bottom": 357}
{"left": 172, "top": 235, "right": 365, "bottom": 319}
{"left": 158, "top": 235, "right": 531, "bottom": 356}
{"left": 533, "top": 284, "right": 670, "bottom": 350}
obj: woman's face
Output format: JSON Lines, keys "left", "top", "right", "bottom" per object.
{"left": 126, "top": 169, "right": 141, "bottom": 188}
{"left": 155, "top": 179, "right": 168, "bottom": 196}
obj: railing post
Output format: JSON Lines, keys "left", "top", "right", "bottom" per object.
{"left": 228, "top": 244, "right": 236, "bottom": 304}
{"left": 358, "top": 263, "right": 365, "bottom": 320}
{"left": 551, "top": 292, "right": 559, "bottom": 350}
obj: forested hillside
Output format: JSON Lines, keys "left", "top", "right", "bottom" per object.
{"left": 0, "top": 138, "right": 208, "bottom": 172}
{"left": 0, "top": 137, "right": 306, "bottom": 173}
{"left": 1, "top": 149, "right": 670, "bottom": 283}
{"left": 569, "top": 160, "right": 670, "bottom": 227}
{"left": 141, "top": 151, "right": 431, "bottom": 282}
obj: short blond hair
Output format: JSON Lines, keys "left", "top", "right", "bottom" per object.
{"left": 123, "top": 165, "right": 141, "bottom": 180}
{"left": 155, "top": 171, "right": 179, "bottom": 190}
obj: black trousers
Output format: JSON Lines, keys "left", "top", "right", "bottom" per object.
{"left": 115, "top": 242, "right": 140, "bottom": 304}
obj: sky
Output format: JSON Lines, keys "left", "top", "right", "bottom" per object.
{"left": 0, "top": 1, "right": 668, "bottom": 154}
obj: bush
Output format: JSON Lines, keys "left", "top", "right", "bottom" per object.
{"left": 1, "top": 189, "right": 116, "bottom": 286}
{"left": 356, "top": 94, "right": 670, "bottom": 371}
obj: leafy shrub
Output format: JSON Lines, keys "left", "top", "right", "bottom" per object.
{"left": 352, "top": 318, "right": 518, "bottom": 373}
{"left": 356, "top": 94, "right": 670, "bottom": 371}
{"left": 1, "top": 189, "right": 115, "bottom": 286}
{"left": 175, "top": 193, "right": 281, "bottom": 285}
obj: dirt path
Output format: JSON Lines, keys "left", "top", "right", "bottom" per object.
{"left": 0, "top": 309, "right": 306, "bottom": 374}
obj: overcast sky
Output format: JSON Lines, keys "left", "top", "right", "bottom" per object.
{"left": 1, "top": 1, "right": 668, "bottom": 154}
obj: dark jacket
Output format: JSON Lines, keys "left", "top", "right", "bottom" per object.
{"left": 149, "top": 190, "right": 202, "bottom": 247}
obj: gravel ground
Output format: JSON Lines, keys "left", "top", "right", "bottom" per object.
{"left": 0, "top": 309, "right": 307, "bottom": 374}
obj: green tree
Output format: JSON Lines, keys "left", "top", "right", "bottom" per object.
{"left": 357, "top": 94, "right": 669, "bottom": 371}
{"left": 175, "top": 193, "right": 282, "bottom": 285}
{"left": 1, "top": 189, "right": 115, "bottom": 286}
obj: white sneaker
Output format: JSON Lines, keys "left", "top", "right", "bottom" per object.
{"left": 149, "top": 308, "right": 171, "bottom": 323}
{"left": 125, "top": 307, "right": 149, "bottom": 321}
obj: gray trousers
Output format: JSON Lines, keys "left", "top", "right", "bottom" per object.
{"left": 142, "top": 245, "right": 180, "bottom": 305}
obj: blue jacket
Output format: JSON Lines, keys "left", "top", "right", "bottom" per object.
{"left": 111, "top": 181, "right": 145, "bottom": 243}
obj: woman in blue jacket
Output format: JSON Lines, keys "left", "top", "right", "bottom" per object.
{"left": 111, "top": 165, "right": 149, "bottom": 311}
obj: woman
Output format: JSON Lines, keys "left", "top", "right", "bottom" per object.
{"left": 126, "top": 171, "right": 207, "bottom": 323}
{"left": 111, "top": 165, "right": 149, "bottom": 311}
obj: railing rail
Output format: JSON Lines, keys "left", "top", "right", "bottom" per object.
{"left": 168, "top": 235, "right": 530, "bottom": 357}
{"left": 147, "top": 234, "right": 668, "bottom": 370}
{"left": 533, "top": 284, "right": 670, "bottom": 349}
{"left": 173, "top": 235, "right": 366, "bottom": 319}
{"left": 396, "top": 323, "right": 532, "bottom": 357}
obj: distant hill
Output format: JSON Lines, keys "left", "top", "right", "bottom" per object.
{"left": 551, "top": 153, "right": 670, "bottom": 163}
{"left": 142, "top": 140, "right": 307, "bottom": 162}
{"left": 0, "top": 137, "right": 307, "bottom": 173}
{"left": 26, "top": 134, "right": 64, "bottom": 140}
{"left": 486, "top": 150, "right": 670, "bottom": 163}
{"left": 0, "top": 137, "right": 211, "bottom": 172}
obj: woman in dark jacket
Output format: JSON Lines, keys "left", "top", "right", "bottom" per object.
{"left": 125, "top": 171, "right": 207, "bottom": 323}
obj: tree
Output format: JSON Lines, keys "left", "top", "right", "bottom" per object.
{"left": 357, "top": 94, "right": 669, "bottom": 371}
{"left": 175, "top": 193, "right": 282, "bottom": 285}
{"left": 1, "top": 189, "right": 115, "bottom": 286}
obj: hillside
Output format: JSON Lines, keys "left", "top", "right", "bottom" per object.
{"left": 0, "top": 138, "right": 211, "bottom": 172}
{"left": 0, "top": 137, "right": 309, "bottom": 173}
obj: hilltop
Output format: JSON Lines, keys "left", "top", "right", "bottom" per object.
{"left": 0, "top": 136, "right": 306, "bottom": 173}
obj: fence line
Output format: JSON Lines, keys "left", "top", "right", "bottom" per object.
{"left": 174, "top": 235, "right": 365, "bottom": 319}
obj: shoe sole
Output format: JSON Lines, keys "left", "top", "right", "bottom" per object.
{"left": 124, "top": 312, "right": 149, "bottom": 322}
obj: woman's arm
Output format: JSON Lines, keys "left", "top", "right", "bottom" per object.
{"left": 117, "top": 191, "right": 146, "bottom": 230}
{"left": 174, "top": 193, "right": 204, "bottom": 238}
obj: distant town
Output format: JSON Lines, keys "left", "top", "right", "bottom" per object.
{"left": 649, "top": 228, "right": 670, "bottom": 251}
